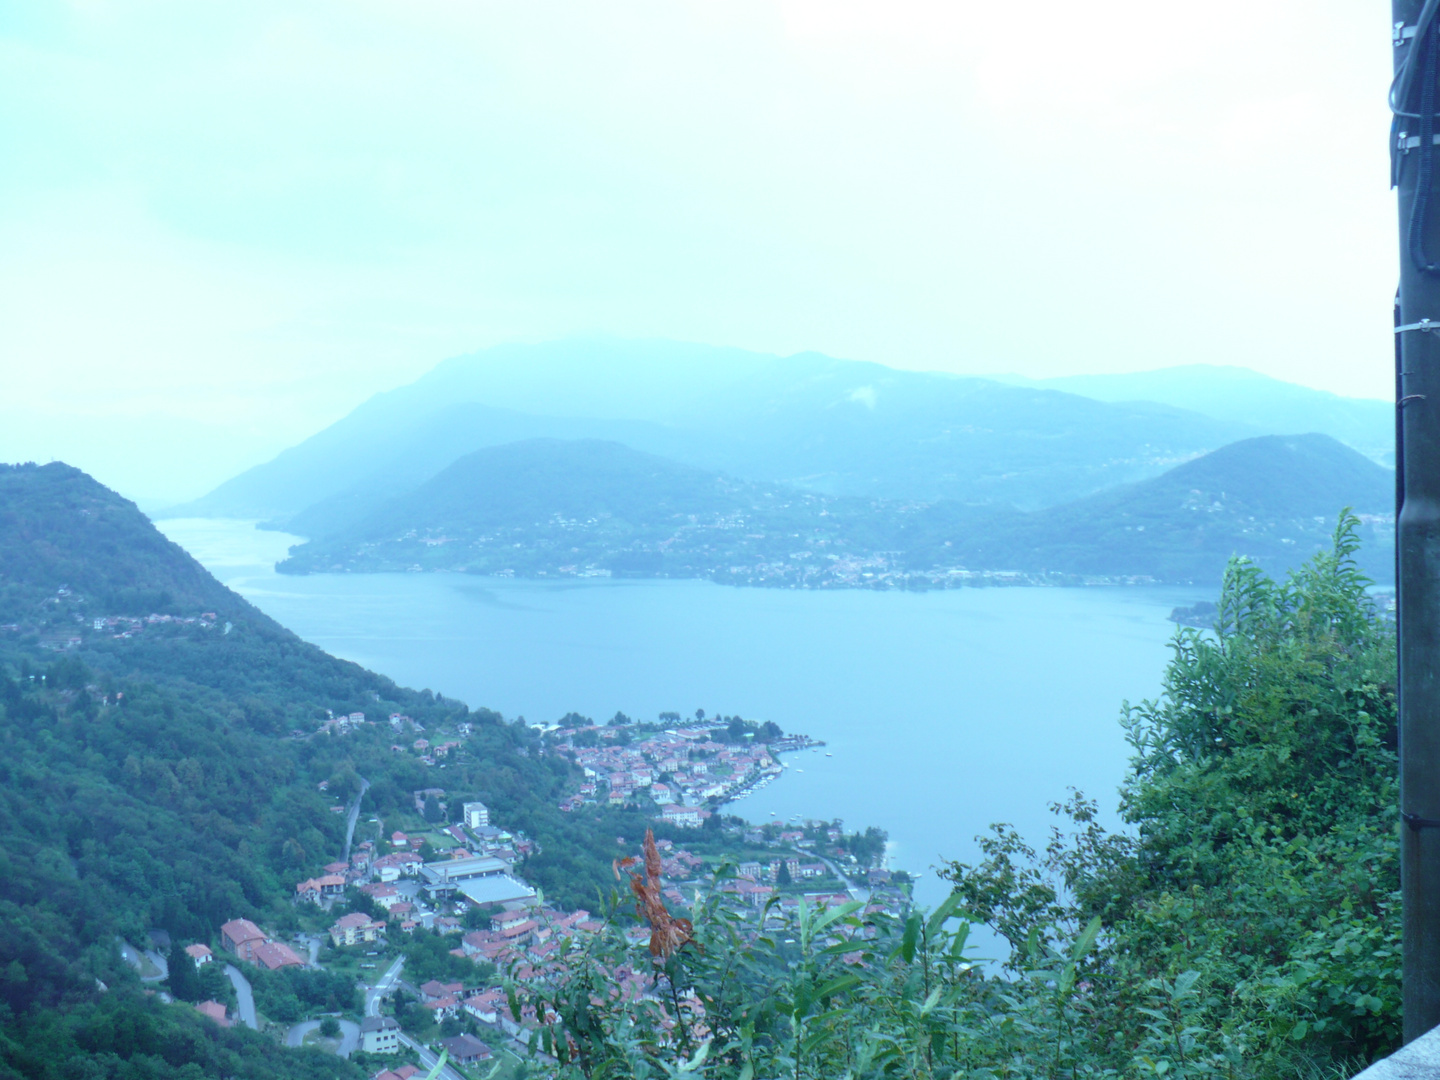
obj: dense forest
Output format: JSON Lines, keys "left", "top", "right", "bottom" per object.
{"left": 275, "top": 434, "right": 1394, "bottom": 587}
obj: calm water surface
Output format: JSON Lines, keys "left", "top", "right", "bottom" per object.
{"left": 158, "top": 518, "right": 1205, "bottom": 910}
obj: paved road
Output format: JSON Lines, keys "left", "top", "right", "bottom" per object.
{"left": 224, "top": 964, "right": 258, "bottom": 1030}
{"left": 366, "top": 955, "right": 405, "bottom": 1016}
{"left": 341, "top": 777, "right": 371, "bottom": 864}
{"left": 286, "top": 1018, "right": 360, "bottom": 1057}
{"left": 143, "top": 948, "right": 169, "bottom": 982}
{"left": 398, "top": 1031, "right": 466, "bottom": 1080}
{"left": 118, "top": 940, "right": 167, "bottom": 983}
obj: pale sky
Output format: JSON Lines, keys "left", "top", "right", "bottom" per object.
{"left": 0, "top": 1, "right": 1398, "bottom": 503}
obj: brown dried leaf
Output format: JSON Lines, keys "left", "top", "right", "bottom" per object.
{"left": 619, "top": 828, "right": 695, "bottom": 960}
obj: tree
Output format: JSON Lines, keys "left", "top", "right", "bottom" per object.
{"left": 422, "top": 794, "right": 441, "bottom": 823}
{"left": 319, "top": 1016, "right": 340, "bottom": 1038}
{"left": 776, "top": 860, "right": 792, "bottom": 886}
{"left": 165, "top": 944, "right": 202, "bottom": 1003}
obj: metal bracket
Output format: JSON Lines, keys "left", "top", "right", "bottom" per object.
{"left": 1397, "top": 319, "right": 1440, "bottom": 332}
{"left": 1398, "top": 21, "right": 1418, "bottom": 46}
{"left": 1398, "top": 131, "right": 1440, "bottom": 152}
{"left": 1405, "top": 811, "right": 1440, "bottom": 830}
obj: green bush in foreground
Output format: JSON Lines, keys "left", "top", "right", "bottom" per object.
{"left": 519, "top": 513, "right": 1397, "bottom": 1079}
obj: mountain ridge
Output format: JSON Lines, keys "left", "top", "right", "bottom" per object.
{"left": 167, "top": 339, "right": 1263, "bottom": 525}
{"left": 275, "top": 433, "right": 1394, "bottom": 587}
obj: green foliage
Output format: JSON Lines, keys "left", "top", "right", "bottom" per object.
{"left": 0, "top": 988, "right": 363, "bottom": 1080}
{"left": 249, "top": 964, "right": 361, "bottom": 1024}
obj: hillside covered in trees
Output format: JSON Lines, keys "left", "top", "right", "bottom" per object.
{"left": 0, "top": 463, "right": 705, "bottom": 1078}
{"left": 276, "top": 433, "right": 1393, "bottom": 586}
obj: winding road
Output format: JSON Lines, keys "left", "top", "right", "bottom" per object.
{"left": 224, "top": 964, "right": 258, "bottom": 1030}
{"left": 366, "top": 955, "right": 406, "bottom": 1016}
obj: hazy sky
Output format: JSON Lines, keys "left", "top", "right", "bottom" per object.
{"left": 0, "top": 1, "right": 1397, "bottom": 502}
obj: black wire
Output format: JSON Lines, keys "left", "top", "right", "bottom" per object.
{"left": 1412, "top": 22, "right": 1440, "bottom": 274}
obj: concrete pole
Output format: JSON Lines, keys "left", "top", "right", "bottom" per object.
{"left": 1393, "top": 0, "right": 1440, "bottom": 1043}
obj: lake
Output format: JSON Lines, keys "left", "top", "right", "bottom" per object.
{"left": 157, "top": 517, "right": 1205, "bottom": 911}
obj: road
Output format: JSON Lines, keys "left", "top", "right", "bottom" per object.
{"left": 224, "top": 964, "right": 258, "bottom": 1030}
{"left": 286, "top": 1018, "right": 360, "bottom": 1057}
{"left": 117, "top": 940, "right": 167, "bottom": 983}
{"left": 341, "top": 777, "right": 371, "bottom": 864}
{"left": 142, "top": 948, "right": 170, "bottom": 982}
{"left": 366, "top": 955, "right": 405, "bottom": 1016}
{"left": 398, "top": 1031, "right": 466, "bottom": 1080}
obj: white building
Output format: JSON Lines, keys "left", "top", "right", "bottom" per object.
{"left": 360, "top": 1015, "right": 400, "bottom": 1054}
{"left": 463, "top": 801, "right": 490, "bottom": 829}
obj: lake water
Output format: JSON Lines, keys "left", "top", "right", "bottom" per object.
{"left": 157, "top": 517, "right": 1205, "bottom": 912}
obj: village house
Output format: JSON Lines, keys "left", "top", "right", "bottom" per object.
{"left": 418, "top": 979, "right": 465, "bottom": 1003}
{"left": 219, "top": 918, "right": 266, "bottom": 955}
{"left": 423, "top": 994, "right": 460, "bottom": 1021}
{"left": 373, "top": 1065, "right": 423, "bottom": 1080}
{"left": 245, "top": 940, "right": 306, "bottom": 970}
{"left": 294, "top": 873, "right": 346, "bottom": 904}
{"left": 360, "top": 1015, "right": 400, "bottom": 1054}
{"left": 438, "top": 1034, "right": 492, "bottom": 1065}
{"left": 463, "top": 988, "right": 505, "bottom": 1024}
{"left": 329, "top": 911, "right": 386, "bottom": 948}
{"left": 361, "top": 882, "right": 402, "bottom": 909}
{"left": 194, "top": 1000, "right": 231, "bottom": 1027}
{"left": 184, "top": 943, "right": 212, "bottom": 965}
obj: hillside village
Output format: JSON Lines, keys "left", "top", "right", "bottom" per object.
{"left": 163, "top": 711, "right": 904, "bottom": 1080}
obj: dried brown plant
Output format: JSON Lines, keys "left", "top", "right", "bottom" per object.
{"left": 614, "top": 828, "right": 695, "bottom": 959}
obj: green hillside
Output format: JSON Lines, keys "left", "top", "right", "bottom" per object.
{"left": 0, "top": 463, "right": 692, "bottom": 1078}
{"left": 277, "top": 434, "right": 1394, "bottom": 587}
{"left": 938, "top": 434, "right": 1394, "bottom": 582}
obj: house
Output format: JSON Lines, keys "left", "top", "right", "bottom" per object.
{"left": 438, "top": 1034, "right": 492, "bottom": 1065}
{"left": 660, "top": 804, "right": 703, "bottom": 828}
{"left": 418, "top": 979, "right": 465, "bottom": 1002}
{"left": 463, "top": 801, "right": 490, "bottom": 829}
{"left": 194, "top": 1000, "right": 231, "bottom": 1027}
{"left": 329, "top": 911, "right": 386, "bottom": 947}
{"left": 463, "top": 988, "right": 505, "bottom": 1024}
{"left": 423, "top": 994, "right": 460, "bottom": 1021}
{"left": 373, "top": 1068, "right": 422, "bottom": 1080}
{"left": 361, "top": 883, "right": 401, "bottom": 910}
{"left": 243, "top": 940, "right": 306, "bottom": 970}
{"left": 360, "top": 1015, "right": 400, "bottom": 1054}
{"left": 184, "top": 943, "right": 212, "bottom": 966}
{"left": 295, "top": 874, "right": 346, "bottom": 903}
{"left": 219, "top": 918, "right": 266, "bottom": 954}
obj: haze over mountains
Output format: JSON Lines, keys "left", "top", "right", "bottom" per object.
{"left": 276, "top": 434, "right": 1392, "bottom": 587}
{"left": 165, "top": 339, "right": 1396, "bottom": 586}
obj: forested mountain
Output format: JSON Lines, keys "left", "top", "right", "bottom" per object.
{"left": 933, "top": 433, "right": 1394, "bottom": 582}
{"left": 0, "top": 463, "right": 686, "bottom": 1078}
{"left": 168, "top": 338, "right": 1257, "bottom": 523}
{"left": 276, "top": 434, "right": 1394, "bottom": 586}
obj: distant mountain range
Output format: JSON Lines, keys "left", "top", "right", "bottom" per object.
{"left": 991, "top": 365, "right": 1393, "bottom": 465}
{"left": 277, "top": 434, "right": 1394, "bottom": 587}
{"left": 168, "top": 339, "right": 1286, "bottom": 525}
{"left": 159, "top": 338, "right": 1395, "bottom": 586}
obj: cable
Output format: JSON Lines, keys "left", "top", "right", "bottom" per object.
{"left": 1392, "top": 0, "right": 1440, "bottom": 118}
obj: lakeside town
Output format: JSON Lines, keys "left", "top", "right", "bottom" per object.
{"left": 124, "top": 708, "right": 905, "bottom": 1080}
